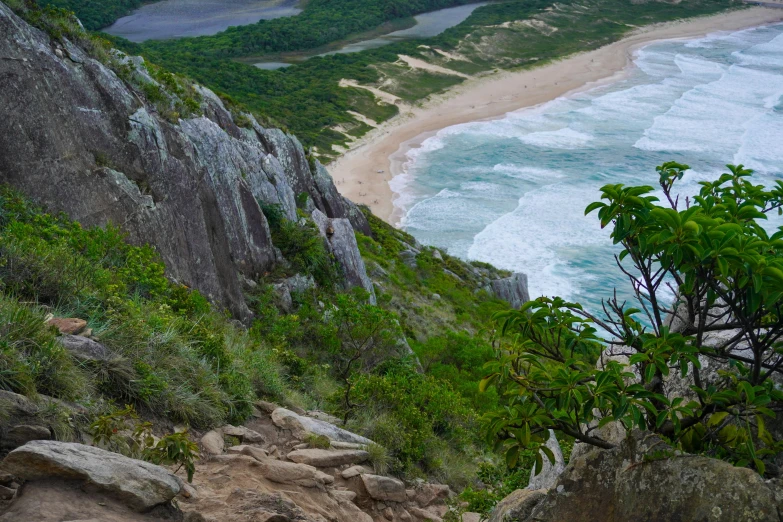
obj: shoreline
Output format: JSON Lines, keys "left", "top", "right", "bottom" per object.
{"left": 329, "top": 6, "right": 783, "bottom": 224}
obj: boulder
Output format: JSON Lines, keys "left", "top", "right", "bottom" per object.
{"left": 306, "top": 410, "right": 342, "bottom": 425}
{"left": 341, "top": 465, "right": 373, "bottom": 479}
{"left": 286, "top": 448, "right": 369, "bottom": 468}
{"left": 285, "top": 274, "right": 316, "bottom": 295}
{"left": 1, "top": 441, "right": 182, "bottom": 511}
{"left": 252, "top": 456, "right": 334, "bottom": 487}
{"left": 408, "top": 506, "right": 443, "bottom": 521}
{"left": 461, "top": 513, "right": 481, "bottom": 522}
{"left": 271, "top": 408, "right": 373, "bottom": 445}
{"left": 330, "top": 441, "right": 367, "bottom": 450}
{"left": 46, "top": 317, "right": 87, "bottom": 335}
{"left": 271, "top": 282, "right": 293, "bottom": 313}
{"left": 220, "top": 424, "right": 264, "bottom": 443}
{"left": 490, "top": 273, "right": 530, "bottom": 309}
{"left": 513, "top": 432, "right": 781, "bottom": 522}
{"left": 399, "top": 250, "right": 418, "bottom": 268}
{"left": 1, "top": 424, "right": 50, "bottom": 449}
{"left": 55, "top": 335, "right": 111, "bottom": 361}
{"left": 526, "top": 430, "right": 565, "bottom": 490}
{"left": 361, "top": 474, "right": 407, "bottom": 503}
{"left": 414, "top": 483, "right": 451, "bottom": 507}
{"left": 200, "top": 430, "right": 224, "bottom": 455}
{"left": 311, "top": 209, "right": 376, "bottom": 304}
{"left": 488, "top": 489, "right": 546, "bottom": 522}
{"left": 227, "top": 445, "right": 268, "bottom": 460}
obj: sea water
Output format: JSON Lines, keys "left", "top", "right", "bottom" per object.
{"left": 392, "top": 23, "right": 783, "bottom": 314}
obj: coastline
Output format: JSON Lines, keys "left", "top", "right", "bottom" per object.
{"left": 329, "top": 6, "right": 783, "bottom": 224}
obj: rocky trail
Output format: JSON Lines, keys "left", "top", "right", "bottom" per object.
{"left": 0, "top": 399, "right": 467, "bottom": 522}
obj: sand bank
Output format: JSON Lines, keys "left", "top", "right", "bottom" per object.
{"left": 329, "top": 7, "right": 783, "bottom": 223}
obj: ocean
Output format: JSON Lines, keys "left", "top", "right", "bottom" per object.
{"left": 391, "top": 23, "right": 783, "bottom": 313}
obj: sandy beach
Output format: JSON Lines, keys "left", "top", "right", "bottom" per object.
{"left": 329, "top": 6, "right": 783, "bottom": 223}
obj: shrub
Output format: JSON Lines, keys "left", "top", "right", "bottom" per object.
{"left": 485, "top": 163, "right": 783, "bottom": 476}
{"left": 348, "top": 362, "right": 478, "bottom": 475}
{"left": 0, "top": 187, "right": 288, "bottom": 429}
{"left": 366, "top": 442, "right": 391, "bottom": 475}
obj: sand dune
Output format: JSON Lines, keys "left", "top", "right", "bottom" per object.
{"left": 329, "top": 7, "right": 783, "bottom": 224}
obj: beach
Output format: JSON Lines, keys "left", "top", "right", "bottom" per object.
{"left": 329, "top": 6, "right": 783, "bottom": 223}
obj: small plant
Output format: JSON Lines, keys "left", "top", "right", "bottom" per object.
{"left": 223, "top": 434, "right": 241, "bottom": 448}
{"left": 144, "top": 431, "right": 200, "bottom": 483}
{"left": 304, "top": 433, "right": 331, "bottom": 449}
{"left": 366, "top": 443, "right": 391, "bottom": 475}
{"left": 89, "top": 404, "right": 153, "bottom": 458}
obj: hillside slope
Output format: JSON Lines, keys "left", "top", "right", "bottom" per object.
{"left": 0, "top": 0, "right": 368, "bottom": 320}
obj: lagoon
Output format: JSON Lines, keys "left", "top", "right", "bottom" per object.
{"left": 104, "top": 0, "right": 301, "bottom": 42}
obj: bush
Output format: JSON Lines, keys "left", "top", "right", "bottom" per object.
{"left": 0, "top": 187, "right": 288, "bottom": 429}
{"left": 485, "top": 164, "right": 783, "bottom": 476}
{"left": 348, "top": 362, "right": 478, "bottom": 476}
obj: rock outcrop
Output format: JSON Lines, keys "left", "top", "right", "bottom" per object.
{"left": 1, "top": 441, "right": 182, "bottom": 511}
{"left": 0, "top": 2, "right": 368, "bottom": 320}
{"left": 312, "top": 209, "right": 377, "bottom": 304}
{"left": 271, "top": 407, "right": 373, "bottom": 445}
{"left": 526, "top": 430, "right": 565, "bottom": 491}
{"left": 490, "top": 273, "right": 530, "bottom": 309}
{"left": 286, "top": 448, "right": 369, "bottom": 467}
{"left": 495, "top": 431, "right": 782, "bottom": 522}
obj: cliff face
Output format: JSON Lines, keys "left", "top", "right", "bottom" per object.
{"left": 0, "top": 2, "right": 369, "bottom": 319}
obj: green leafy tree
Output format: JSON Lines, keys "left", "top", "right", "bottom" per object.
{"left": 483, "top": 163, "right": 783, "bottom": 475}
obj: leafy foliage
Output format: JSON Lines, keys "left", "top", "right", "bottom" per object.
{"left": 144, "top": 431, "right": 200, "bottom": 483}
{"left": 484, "top": 164, "right": 783, "bottom": 476}
{"left": 349, "top": 361, "right": 478, "bottom": 477}
{"left": 89, "top": 404, "right": 199, "bottom": 482}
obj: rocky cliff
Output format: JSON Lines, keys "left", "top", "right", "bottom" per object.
{"left": 0, "top": 1, "right": 369, "bottom": 320}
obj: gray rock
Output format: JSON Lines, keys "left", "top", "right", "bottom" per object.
{"left": 443, "top": 269, "right": 463, "bottom": 281}
{"left": 399, "top": 250, "right": 418, "bottom": 268}
{"left": 527, "top": 430, "right": 565, "bottom": 490}
{"left": 488, "top": 489, "right": 546, "bottom": 522}
{"left": 271, "top": 283, "right": 293, "bottom": 313}
{"left": 431, "top": 249, "right": 443, "bottom": 261}
{"left": 200, "top": 430, "right": 224, "bottom": 455}
{"left": 306, "top": 410, "right": 342, "bottom": 425}
{"left": 516, "top": 432, "right": 781, "bottom": 522}
{"left": 285, "top": 274, "right": 316, "bottom": 294}
{"left": 361, "top": 474, "right": 407, "bottom": 503}
{"left": 341, "top": 465, "right": 373, "bottom": 479}
{"left": 56, "top": 335, "right": 111, "bottom": 361}
{"left": 1, "top": 441, "right": 182, "bottom": 511}
{"left": 490, "top": 273, "right": 530, "bottom": 309}
{"left": 286, "top": 448, "right": 369, "bottom": 467}
{"left": 271, "top": 408, "right": 373, "bottom": 445}
{"left": 220, "top": 424, "right": 264, "bottom": 443}
{"left": 0, "top": 4, "right": 372, "bottom": 320}
{"left": 250, "top": 455, "right": 334, "bottom": 487}
{"left": 311, "top": 210, "right": 376, "bottom": 304}
{"left": 1, "top": 424, "right": 50, "bottom": 450}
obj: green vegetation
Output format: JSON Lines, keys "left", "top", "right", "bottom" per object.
{"left": 0, "top": 186, "right": 285, "bottom": 427}
{"left": 29, "top": 0, "right": 739, "bottom": 155}
{"left": 103, "top": 0, "right": 739, "bottom": 158}
{"left": 484, "top": 163, "right": 783, "bottom": 477}
{"left": 37, "top": 0, "right": 152, "bottom": 30}
{"left": 0, "top": 184, "right": 512, "bottom": 486}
